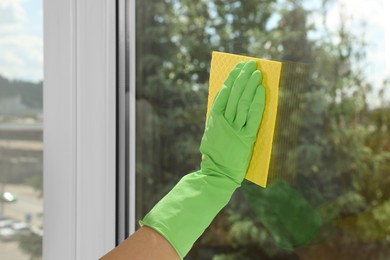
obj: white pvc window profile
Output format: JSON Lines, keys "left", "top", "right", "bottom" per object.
{"left": 43, "top": 0, "right": 117, "bottom": 258}
{"left": 116, "top": 0, "right": 137, "bottom": 243}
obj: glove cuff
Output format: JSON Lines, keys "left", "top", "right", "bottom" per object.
{"left": 140, "top": 170, "right": 239, "bottom": 258}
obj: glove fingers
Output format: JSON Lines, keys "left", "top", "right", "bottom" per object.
{"left": 211, "top": 62, "right": 244, "bottom": 114}
{"left": 245, "top": 84, "right": 266, "bottom": 137}
{"left": 234, "top": 70, "right": 262, "bottom": 129}
{"left": 224, "top": 60, "right": 257, "bottom": 123}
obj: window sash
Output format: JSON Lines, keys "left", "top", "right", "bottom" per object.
{"left": 116, "top": 0, "right": 137, "bottom": 244}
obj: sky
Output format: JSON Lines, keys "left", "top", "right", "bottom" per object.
{"left": 325, "top": 0, "right": 389, "bottom": 103}
{"left": 304, "top": 0, "right": 390, "bottom": 105}
{"left": 0, "top": 0, "right": 388, "bottom": 101}
{"left": 0, "top": 0, "right": 43, "bottom": 83}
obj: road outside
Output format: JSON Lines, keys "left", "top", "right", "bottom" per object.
{"left": 0, "top": 184, "right": 43, "bottom": 259}
{"left": 0, "top": 241, "right": 30, "bottom": 260}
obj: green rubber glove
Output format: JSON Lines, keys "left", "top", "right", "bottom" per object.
{"left": 140, "top": 60, "right": 266, "bottom": 258}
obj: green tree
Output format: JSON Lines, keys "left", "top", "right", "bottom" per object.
{"left": 17, "top": 233, "right": 42, "bottom": 260}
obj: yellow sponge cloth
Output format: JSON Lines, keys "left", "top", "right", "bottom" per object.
{"left": 206, "top": 51, "right": 281, "bottom": 187}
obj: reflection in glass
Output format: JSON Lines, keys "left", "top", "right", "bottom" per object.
{"left": 0, "top": 1, "right": 43, "bottom": 259}
{"left": 135, "top": 0, "right": 390, "bottom": 259}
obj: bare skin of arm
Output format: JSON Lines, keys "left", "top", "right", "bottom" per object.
{"left": 100, "top": 226, "right": 180, "bottom": 260}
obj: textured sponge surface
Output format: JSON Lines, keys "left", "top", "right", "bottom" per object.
{"left": 207, "top": 51, "right": 281, "bottom": 187}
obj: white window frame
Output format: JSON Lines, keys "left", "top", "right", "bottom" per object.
{"left": 44, "top": 0, "right": 117, "bottom": 258}
{"left": 116, "top": 0, "right": 137, "bottom": 242}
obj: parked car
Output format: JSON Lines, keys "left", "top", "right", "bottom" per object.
{"left": 0, "top": 217, "right": 31, "bottom": 241}
{"left": 0, "top": 227, "right": 15, "bottom": 241}
{"left": 0, "top": 216, "right": 18, "bottom": 228}
{"left": 11, "top": 221, "right": 30, "bottom": 234}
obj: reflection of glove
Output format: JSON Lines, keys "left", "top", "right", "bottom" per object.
{"left": 242, "top": 180, "right": 322, "bottom": 249}
{"left": 140, "top": 61, "right": 265, "bottom": 258}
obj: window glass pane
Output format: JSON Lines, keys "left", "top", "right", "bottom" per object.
{"left": 135, "top": 0, "right": 390, "bottom": 259}
{"left": 0, "top": 0, "right": 43, "bottom": 259}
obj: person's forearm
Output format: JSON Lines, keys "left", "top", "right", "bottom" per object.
{"left": 100, "top": 226, "right": 180, "bottom": 260}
